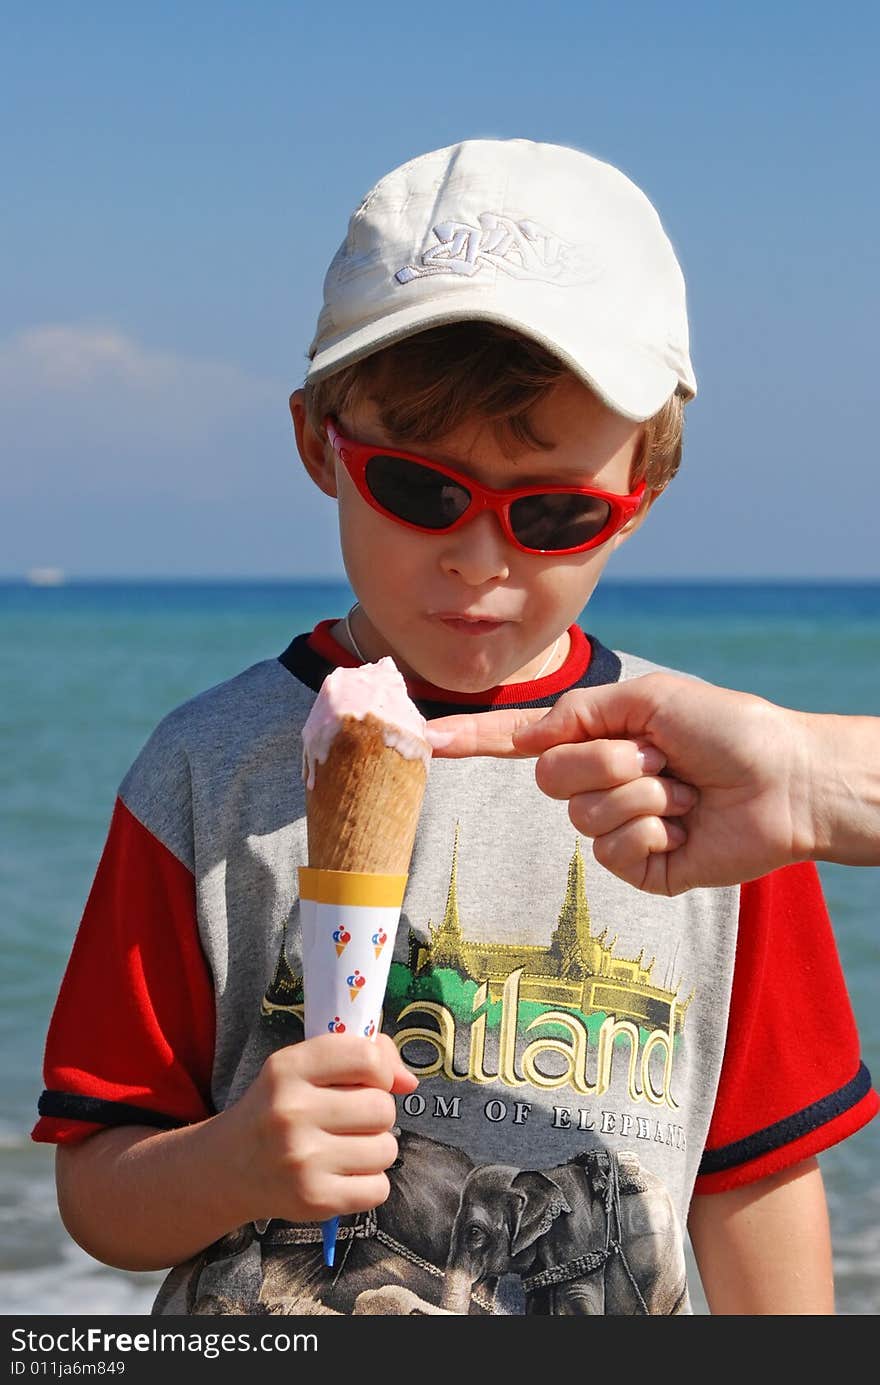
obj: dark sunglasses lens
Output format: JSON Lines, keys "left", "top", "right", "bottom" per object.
{"left": 365, "top": 455, "right": 471, "bottom": 530}
{"left": 509, "top": 493, "right": 612, "bottom": 551}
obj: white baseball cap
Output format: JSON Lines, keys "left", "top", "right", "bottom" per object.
{"left": 306, "top": 138, "right": 696, "bottom": 422}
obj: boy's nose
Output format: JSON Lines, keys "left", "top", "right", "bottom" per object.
{"left": 438, "top": 510, "right": 511, "bottom": 585}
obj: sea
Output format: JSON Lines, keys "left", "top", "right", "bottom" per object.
{"left": 1, "top": 578, "right": 878, "bottom": 1316}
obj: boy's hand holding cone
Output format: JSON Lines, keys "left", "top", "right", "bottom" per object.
{"left": 299, "top": 657, "right": 431, "bottom": 1266}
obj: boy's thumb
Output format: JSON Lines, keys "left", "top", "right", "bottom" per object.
{"left": 375, "top": 1032, "right": 419, "bottom": 1093}
{"left": 390, "top": 1059, "right": 419, "bottom": 1095}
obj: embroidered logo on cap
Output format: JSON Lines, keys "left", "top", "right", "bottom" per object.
{"left": 395, "top": 212, "right": 598, "bottom": 287}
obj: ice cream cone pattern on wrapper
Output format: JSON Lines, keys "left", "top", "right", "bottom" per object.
{"left": 298, "top": 657, "right": 431, "bottom": 1268}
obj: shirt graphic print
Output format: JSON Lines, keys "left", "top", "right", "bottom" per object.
{"left": 159, "top": 828, "right": 697, "bottom": 1315}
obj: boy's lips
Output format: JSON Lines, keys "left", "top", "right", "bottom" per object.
{"left": 432, "top": 612, "right": 510, "bottom": 636}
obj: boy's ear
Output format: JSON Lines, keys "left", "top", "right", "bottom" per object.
{"left": 289, "top": 390, "right": 338, "bottom": 498}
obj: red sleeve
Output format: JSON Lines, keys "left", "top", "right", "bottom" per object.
{"left": 694, "top": 862, "right": 878, "bottom": 1193}
{"left": 31, "top": 797, "right": 216, "bottom": 1145}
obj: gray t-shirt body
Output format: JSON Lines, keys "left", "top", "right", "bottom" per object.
{"left": 115, "top": 632, "right": 741, "bottom": 1315}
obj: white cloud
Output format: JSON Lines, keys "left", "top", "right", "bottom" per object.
{"left": 0, "top": 324, "right": 341, "bottom": 575}
{"left": 0, "top": 324, "right": 294, "bottom": 498}
{"left": 0, "top": 323, "right": 282, "bottom": 410}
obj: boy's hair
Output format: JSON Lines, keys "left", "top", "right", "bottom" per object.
{"left": 304, "top": 322, "right": 684, "bottom": 492}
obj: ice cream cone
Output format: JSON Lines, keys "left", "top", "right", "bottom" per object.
{"left": 305, "top": 713, "right": 428, "bottom": 873}
{"left": 299, "top": 658, "right": 431, "bottom": 1271}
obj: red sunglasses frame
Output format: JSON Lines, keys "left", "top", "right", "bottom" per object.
{"left": 324, "top": 418, "right": 646, "bottom": 556}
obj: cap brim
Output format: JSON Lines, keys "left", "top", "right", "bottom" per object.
{"left": 307, "top": 301, "right": 694, "bottom": 422}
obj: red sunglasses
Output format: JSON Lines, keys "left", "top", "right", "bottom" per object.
{"left": 325, "top": 418, "right": 646, "bottom": 557}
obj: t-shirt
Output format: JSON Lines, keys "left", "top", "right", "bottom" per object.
{"left": 32, "top": 621, "right": 878, "bottom": 1316}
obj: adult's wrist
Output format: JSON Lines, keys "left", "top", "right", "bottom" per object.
{"left": 803, "top": 713, "right": 880, "bottom": 867}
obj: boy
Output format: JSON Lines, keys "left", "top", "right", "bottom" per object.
{"left": 33, "top": 139, "right": 877, "bottom": 1315}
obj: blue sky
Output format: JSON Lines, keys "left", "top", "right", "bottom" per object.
{"left": 2, "top": 0, "right": 877, "bottom": 579}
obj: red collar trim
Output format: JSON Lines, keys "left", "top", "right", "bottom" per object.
{"left": 306, "top": 620, "right": 591, "bottom": 707}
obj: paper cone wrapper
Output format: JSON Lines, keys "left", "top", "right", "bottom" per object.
{"left": 305, "top": 714, "right": 428, "bottom": 875}
{"left": 299, "top": 867, "right": 407, "bottom": 1041}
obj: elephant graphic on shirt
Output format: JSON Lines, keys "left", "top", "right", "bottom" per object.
{"left": 153, "top": 1130, "right": 495, "bottom": 1315}
{"left": 440, "top": 1148, "right": 687, "bottom": 1315}
{"left": 256, "top": 1127, "right": 492, "bottom": 1314}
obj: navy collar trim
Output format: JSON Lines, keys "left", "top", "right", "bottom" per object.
{"left": 278, "top": 629, "right": 621, "bottom": 718}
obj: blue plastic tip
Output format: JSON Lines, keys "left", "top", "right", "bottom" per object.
{"left": 322, "top": 1216, "right": 339, "bottom": 1268}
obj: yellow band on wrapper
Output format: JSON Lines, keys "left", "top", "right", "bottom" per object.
{"left": 298, "top": 867, "right": 408, "bottom": 908}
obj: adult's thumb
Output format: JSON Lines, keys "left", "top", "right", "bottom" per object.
{"left": 512, "top": 678, "right": 662, "bottom": 753}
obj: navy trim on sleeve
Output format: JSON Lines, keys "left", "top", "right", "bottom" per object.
{"left": 697, "top": 1062, "right": 873, "bottom": 1175}
{"left": 38, "top": 1090, "right": 187, "bottom": 1131}
{"left": 278, "top": 632, "right": 333, "bottom": 696}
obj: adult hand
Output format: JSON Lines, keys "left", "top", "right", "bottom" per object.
{"left": 426, "top": 674, "right": 878, "bottom": 894}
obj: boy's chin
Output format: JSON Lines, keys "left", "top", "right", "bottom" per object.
{"left": 410, "top": 655, "right": 527, "bottom": 695}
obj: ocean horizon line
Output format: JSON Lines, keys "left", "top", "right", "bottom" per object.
{"left": 3, "top": 574, "right": 880, "bottom": 589}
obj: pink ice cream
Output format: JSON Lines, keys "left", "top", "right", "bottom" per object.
{"left": 301, "top": 656, "right": 431, "bottom": 790}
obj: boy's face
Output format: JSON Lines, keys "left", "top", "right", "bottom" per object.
{"left": 291, "top": 375, "right": 649, "bottom": 693}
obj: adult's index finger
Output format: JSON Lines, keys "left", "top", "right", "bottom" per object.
{"left": 425, "top": 707, "right": 548, "bottom": 758}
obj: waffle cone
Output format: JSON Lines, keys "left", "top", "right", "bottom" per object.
{"left": 306, "top": 714, "right": 428, "bottom": 874}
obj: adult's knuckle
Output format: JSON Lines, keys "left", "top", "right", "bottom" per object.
{"left": 592, "top": 832, "right": 618, "bottom": 869}
{"left": 608, "top": 740, "right": 638, "bottom": 782}
{"left": 553, "top": 689, "right": 579, "bottom": 714}
{"left": 534, "top": 747, "right": 568, "bottom": 797}
{"left": 568, "top": 794, "right": 597, "bottom": 836}
{"left": 594, "top": 824, "right": 641, "bottom": 874}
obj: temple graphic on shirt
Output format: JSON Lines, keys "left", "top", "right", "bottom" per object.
{"left": 262, "top": 827, "right": 691, "bottom": 1035}
{"left": 408, "top": 828, "right": 690, "bottom": 1033}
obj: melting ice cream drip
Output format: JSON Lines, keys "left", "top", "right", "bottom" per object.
{"left": 301, "top": 655, "right": 431, "bottom": 788}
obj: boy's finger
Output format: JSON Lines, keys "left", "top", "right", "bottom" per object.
{"left": 425, "top": 707, "right": 548, "bottom": 757}
{"left": 294, "top": 1033, "right": 405, "bottom": 1090}
{"left": 323, "top": 1131, "right": 400, "bottom": 1176}
{"left": 320, "top": 1086, "right": 399, "bottom": 1134}
{"left": 320, "top": 1173, "right": 393, "bottom": 1217}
